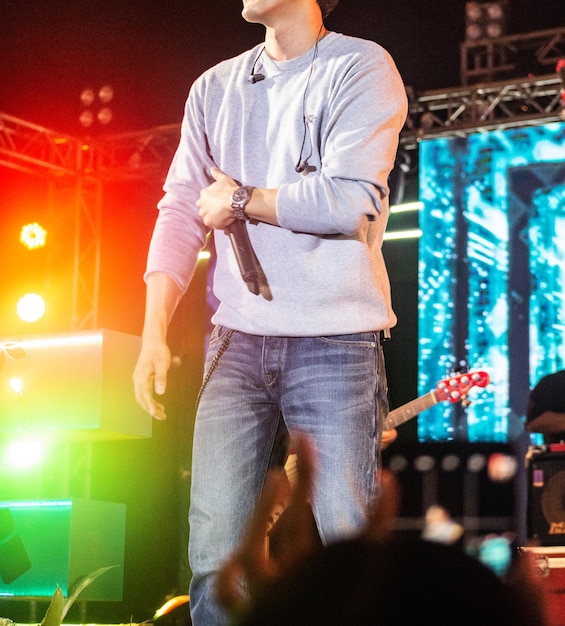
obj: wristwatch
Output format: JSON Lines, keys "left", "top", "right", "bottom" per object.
{"left": 230, "top": 185, "right": 255, "bottom": 221}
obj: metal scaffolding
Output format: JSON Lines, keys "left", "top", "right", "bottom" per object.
{"left": 461, "top": 26, "right": 565, "bottom": 85}
{"left": 0, "top": 112, "right": 87, "bottom": 176}
{"left": 93, "top": 123, "right": 180, "bottom": 183}
{"left": 401, "top": 73, "right": 563, "bottom": 150}
{"left": 0, "top": 114, "right": 105, "bottom": 330}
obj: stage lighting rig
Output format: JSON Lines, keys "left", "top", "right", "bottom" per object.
{"left": 465, "top": 1, "right": 508, "bottom": 42}
{"left": 19, "top": 222, "right": 47, "bottom": 251}
{"left": 12, "top": 221, "right": 50, "bottom": 325}
{"left": 16, "top": 294, "right": 46, "bottom": 324}
{"left": 79, "top": 84, "right": 114, "bottom": 129}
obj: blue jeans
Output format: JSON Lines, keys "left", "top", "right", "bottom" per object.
{"left": 188, "top": 326, "right": 388, "bottom": 626}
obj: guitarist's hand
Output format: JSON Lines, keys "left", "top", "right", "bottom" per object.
{"left": 381, "top": 428, "right": 398, "bottom": 449}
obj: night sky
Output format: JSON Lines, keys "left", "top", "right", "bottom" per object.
{"left": 2, "top": 0, "right": 563, "bottom": 134}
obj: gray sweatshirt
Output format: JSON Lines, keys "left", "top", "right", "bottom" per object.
{"left": 146, "top": 31, "right": 408, "bottom": 336}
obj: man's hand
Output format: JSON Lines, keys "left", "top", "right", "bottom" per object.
{"left": 133, "top": 272, "right": 183, "bottom": 422}
{"left": 132, "top": 337, "right": 171, "bottom": 421}
{"left": 381, "top": 428, "right": 398, "bottom": 449}
{"left": 197, "top": 166, "right": 239, "bottom": 230}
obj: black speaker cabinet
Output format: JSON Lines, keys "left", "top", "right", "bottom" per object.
{"left": 528, "top": 450, "right": 565, "bottom": 546}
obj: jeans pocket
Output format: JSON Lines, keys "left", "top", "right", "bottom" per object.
{"left": 318, "top": 331, "right": 378, "bottom": 348}
{"left": 208, "top": 325, "right": 230, "bottom": 347}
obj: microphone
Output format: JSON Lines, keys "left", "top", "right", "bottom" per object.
{"left": 248, "top": 72, "right": 265, "bottom": 84}
{"left": 249, "top": 46, "right": 266, "bottom": 84}
{"left": 295, "top": 161, "right": 316, "bottom": 174}
{"left": 225, "top": 219, "right": 271, "bottom": 299}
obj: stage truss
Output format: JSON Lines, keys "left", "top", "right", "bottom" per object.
{"left": 401, "top": 73, "right": 563, "bottom": 150}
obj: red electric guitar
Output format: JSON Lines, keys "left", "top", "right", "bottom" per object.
{"left": 383, "top": 369, "right": 491, "bottom": 431}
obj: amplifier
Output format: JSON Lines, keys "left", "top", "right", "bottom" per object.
{"left": 528, "top": 451, "right": 565, "bottom": 545}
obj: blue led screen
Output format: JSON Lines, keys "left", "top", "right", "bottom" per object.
{"left": 418, "top": 121, "right": 565, "bottom": 442}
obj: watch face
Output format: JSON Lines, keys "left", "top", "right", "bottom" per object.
{"left": 232, "top": 187, "right": 250, "bottom": 205}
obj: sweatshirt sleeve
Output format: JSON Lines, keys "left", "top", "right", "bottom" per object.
{"left": 276, "top": 45, "right": 408, "bottom": 236}
{"left": 144, "top": 79, "right": 213, "bottom": 292}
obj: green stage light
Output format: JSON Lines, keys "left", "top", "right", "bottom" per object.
{"left": 4, "top": 439, "right": 45, "bottom": 470}
{"left": 0, "top": 330, "right": 152, "bottom": 440}
{"left": 383, "top": 228, "right": 422, "bottom": 241}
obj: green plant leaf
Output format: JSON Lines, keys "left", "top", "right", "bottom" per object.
{"left": 40, "top": 586, "right": 64, "bottom": 626}
{"left": 62, "top": 565, "right": 118, "bottom": 619}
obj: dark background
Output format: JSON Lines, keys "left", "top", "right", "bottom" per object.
{"left": 0, "top": 1, "right": 563, "bottom": 623}
{"left": 1, "top": 0, "right": 562, "bottom": 134}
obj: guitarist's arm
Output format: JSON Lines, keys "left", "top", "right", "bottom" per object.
{"left": 382, "top": 428, "right": 398, "bottom": 449}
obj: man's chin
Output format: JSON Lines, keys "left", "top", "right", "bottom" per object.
{"left": 241, "top": 0, "right": 265, "bottom": 24}
{"left": 241, "top": 10, "right": 259, "bottom": 24}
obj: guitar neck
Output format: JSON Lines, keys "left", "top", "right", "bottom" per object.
{"left": 383, "top": 391, "right": 438, "bottom": 430}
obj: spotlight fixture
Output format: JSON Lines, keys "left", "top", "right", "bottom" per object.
{"left": 465, "top": 1, "right": 508, "bottom": 42}
{"left": 98, "top": 84, "right": 114, "bottom": 104}
{"left": 16, "top": 294, "right": 46, "bottom": 323}
{"left": 79, "top": 109, "right": 94, "bottom": 129}
{"left": 79, "top": 88, "right": 95, "bottom": 107}
{"left": 19, "top": 222, "right": 47, "bottom": 250}
{"left": 79, "top": 84, "right": 114, "bottom": 129}
{"left": 97, "top": 107, "right": 113, "bottom": 125}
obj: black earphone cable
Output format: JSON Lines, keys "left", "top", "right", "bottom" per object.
{"left": 295, "top": 24, "right": 324, "bottom": 173}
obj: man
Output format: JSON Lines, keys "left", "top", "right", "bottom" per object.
{"left": 133, "top": 0, "right": 407, "bottom": 624}
{"left": 526, "top": 370, "right": 565, "bottom": 444}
